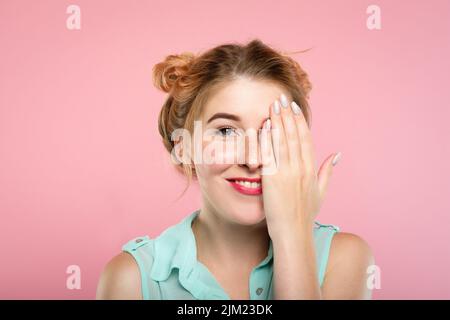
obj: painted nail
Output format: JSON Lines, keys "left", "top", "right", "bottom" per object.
{"left": 273, "top": 100, "right": 281, "bottom": 114}
{"left": 332, "top": 152, "right": 342, "bottom": 166}
{"left": 265, "top": 119, "right": 271, "bottom": 130}
{"left": 280, "top": 94, "right": 289, "bottom": 108}
{"left": 291, "top": 101, "right": 302, "bottom": 115}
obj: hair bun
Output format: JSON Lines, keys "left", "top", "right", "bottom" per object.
{"left": 152, "top": 52, "right": 196, "bottom": 93}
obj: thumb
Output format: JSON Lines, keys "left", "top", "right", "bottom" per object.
{"left": 317, "top": 152, "right": 342, "bottom": 202}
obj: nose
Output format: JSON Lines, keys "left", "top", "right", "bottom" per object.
{"left": 239, "top": 127, "right": 262, "bottom": 171}
{"left": 243, "top": 160, "right": 261, "bottom": 171}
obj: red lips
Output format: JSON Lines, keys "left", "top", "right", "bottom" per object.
{"left": 226, "top": 177, "right": 262, "bottom": 195}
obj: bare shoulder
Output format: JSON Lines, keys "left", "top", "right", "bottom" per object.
{"left": 322, "top": 232, "right": 375, "bottom": 299}
{"left": 96, "top": 252, "right": 142, "bottom": 300}
{"left": 330, "top": 232, "right": 373, "bottom": 263}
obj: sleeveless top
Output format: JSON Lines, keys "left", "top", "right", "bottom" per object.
{"left": 122, "top": 209, "right": 340, "bottom": 300}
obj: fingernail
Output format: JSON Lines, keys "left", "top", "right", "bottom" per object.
{"left": 280, "top": 94, "right": 289, "bottom": 108}
{"left": 273, "top": 100, "right": 281, "bottom": 114}
{"left": 265, "top": 119, "right": 271, "bottom": 130}
{"left": 332, "top": 152, "right": 342, "bottom": 166}
{"left": 291, "top": 101, "right": 302, "bottom": 115}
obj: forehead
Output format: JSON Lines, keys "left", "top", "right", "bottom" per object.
{"left": 201, "top": 77, "right": 291, "bottom": 124}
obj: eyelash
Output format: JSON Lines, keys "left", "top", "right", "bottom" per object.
{"left": 216, "top": 126, "right": 238, "bottom": 136}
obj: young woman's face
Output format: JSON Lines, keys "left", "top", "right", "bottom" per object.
{"left": 193, "top": 77, "right": 292, "bottom": 226}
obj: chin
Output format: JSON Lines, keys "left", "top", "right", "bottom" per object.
{"left": 225, "top": 207, "right": 266, "bottom": 227}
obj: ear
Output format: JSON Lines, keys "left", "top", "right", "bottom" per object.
{"left": 171, "top": 139, "right": 183, "bottom": 165}
{"left": 171, "top": 135, "right": 194, "bottom": 166}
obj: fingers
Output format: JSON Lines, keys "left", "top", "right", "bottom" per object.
{"left": 269, "top": 99, "right": 288, "bottom": 169}
{"left": 290, "top": 100, "right": 316, "bottom": 175}
{"left": 260, "top": 118, "right": 277, "bottom": 176}
{"left": 317, "top": 153, "right": 336, "bottom": 202}
{"left": 280, "top": 94, "right": 302, "bottom": 169}
{"left": 317, "top": 152, "right": 341, "bottom": 203}
{"left": 265, "top": 94, "right": 317, "bottom": 177}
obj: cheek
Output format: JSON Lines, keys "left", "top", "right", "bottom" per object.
{"left": 195, "top": 163, "right": 232, "bottom": 179}
{"left": 192, "top": 138, "right": 242, "bottom": 182}
{"left": 198, "top": 138, "right": 243, "bottom": 165}
{"left": 195, "top": 163, "right": 232, "bottom": 200}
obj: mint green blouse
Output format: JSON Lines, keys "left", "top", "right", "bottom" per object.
{"left": 122, "top": 209, "right": 340, "bottom": 300}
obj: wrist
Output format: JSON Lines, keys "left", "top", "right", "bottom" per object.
{"left": 269, "top": 220, "right": 315, "bottom": 246}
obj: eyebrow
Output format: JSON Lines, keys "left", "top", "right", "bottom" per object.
{"left": 206, "top": 112, "right": 241, "bottom": 124}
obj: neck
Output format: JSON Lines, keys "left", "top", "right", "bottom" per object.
{"left": 192, "top": 204, "right": 270, "bottom": 270}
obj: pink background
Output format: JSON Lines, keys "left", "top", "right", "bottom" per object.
{"left": 1, "top": 0, "right": 449, "bottom": 299}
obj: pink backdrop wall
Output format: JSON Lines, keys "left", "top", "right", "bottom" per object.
{"left": 1, "top": 0, "right": 449, "bottom": 299}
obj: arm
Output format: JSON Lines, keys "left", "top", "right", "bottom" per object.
{"left": 272, "top": 224, "right": 321, "bottom": 299}
{"left": 96, "top": 252, "right": 142, "bottom": 300}
{"left": 272, "top": 229, "right": 374, "bottom": 300}
{"left": 261, "top": 95, "right": 373, "bottom": 299}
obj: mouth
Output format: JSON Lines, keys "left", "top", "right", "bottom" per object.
{"left": 225, "top": 177, "right": 262, "bottom": 196}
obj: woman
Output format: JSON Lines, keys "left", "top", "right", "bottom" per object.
{"left": 96, "top": 39, "right": 374, "bottom": 300}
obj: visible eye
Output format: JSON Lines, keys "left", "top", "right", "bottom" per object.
{"left": 216, "top": 126, "right": 238, "bottom": 137}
